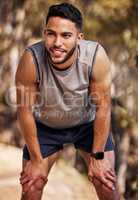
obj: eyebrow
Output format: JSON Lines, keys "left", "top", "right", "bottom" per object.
{"left": 46, "top": 29, "right": 73, "bottom": 35}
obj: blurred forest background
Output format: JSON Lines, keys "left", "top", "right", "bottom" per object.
{"left": 0, "top": 0, "right": 138, "bottom": 200}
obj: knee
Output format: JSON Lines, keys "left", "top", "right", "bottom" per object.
{"left": 93, "top": 179, "right": 118, "bottom": 200}
{"left": 92, "top": 178, "right": 102, "bottom": 188}
{"left": 21, "top": 178, "right": 48, "bottom": 200}
{"left": 33, "top": 177, "right": 48, "bottom": 191}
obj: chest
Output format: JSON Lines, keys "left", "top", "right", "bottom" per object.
{"left": 40, "top": 61, "right": 91, "bottom": 107}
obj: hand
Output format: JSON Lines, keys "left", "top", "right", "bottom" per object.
{"left": 88, "top": 158, "right": 116, "bottom": 191}
{"left": 20, "top": 160, "right": 48, "bottom": 193}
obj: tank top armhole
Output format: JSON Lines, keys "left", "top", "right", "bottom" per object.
{"left": 89, "top": 42, "right": 99, "bottom": 81}
{"left": 25, "top": 48, "right": 41, "bottom": 87}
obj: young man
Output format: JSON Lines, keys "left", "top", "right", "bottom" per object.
{"left": 16, "top": 3, "right": 120, "bottom": 200}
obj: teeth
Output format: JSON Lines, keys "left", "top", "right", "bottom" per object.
{"left": 53, "top": 49, "right": 64, "bottom": 52}
{"left": 55, "top": 50, "right": 61, "bottom": 52}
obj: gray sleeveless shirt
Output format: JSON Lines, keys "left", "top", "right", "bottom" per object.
{"left": 26, "top": 40, "right": 99, "bottom": 129}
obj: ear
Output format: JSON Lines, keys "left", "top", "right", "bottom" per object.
{"left": 42, "top": 27, "right": 46, "bottom": 38}
{"left": 78, "top": 32, "right": 84, "bottom": 40}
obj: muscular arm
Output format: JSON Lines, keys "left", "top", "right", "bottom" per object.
{"left": 16, "top": 51, "right": 43, "bottom": 163}
{"left": 90, "top": 44, "right": 111, "bottom": 152}
{"left": 88, "top": 45, "right": 117, "bottom": 191}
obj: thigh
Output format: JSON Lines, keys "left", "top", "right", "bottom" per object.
{"left": 78, "top": 150, "right": 115, "bottom": 169}
{"left": 20, "top": 151, "right": 62, "bottom": 200}
{"left": 22, "top": 150, "right": 62, "bottom": 175}
{"left": 74, "top": 122, "right": 114, "bottom": 154}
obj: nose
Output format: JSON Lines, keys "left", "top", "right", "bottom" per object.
{"left": 54, "top": 36, "right": 62, "bottom": 47}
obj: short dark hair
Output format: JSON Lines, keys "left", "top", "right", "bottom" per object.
{"left": 45, "top": 3, "right": 83, "bottom": 31}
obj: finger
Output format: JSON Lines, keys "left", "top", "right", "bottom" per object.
{"left": 101, "top": 177, "right": 115, "bottom": 191}
{"left": 104, "top": 172, "right": 116, "bottom": 183}
{"left": 23, "top": 179, "right": 36, "bottom": 193}
{"left": 88, "top": 173, "right": 94, "bottom": 182}
{"left": 20, "top": 171, "right": 24, "bottom": 176}
{"left": 23, "top": 177, "right": 41, "bottom": 194}
{"left": 107, "top": 169, "right": 116, "bottom": 177}
{"left": 20, "top": 174, "right": 28, "bottom": 181}
{"left": 105, "top": 168, "right": 115, "bottom": 175}
{"left": 20, "top": 172, "right": 25, "bottom": 178}
{"left": 20, "top": 170, "right": 29, "bottom": 179}
{"left": 39, "top": 175, "right": 48, "bottom": 183}
{"left": 102, "top": 181, "right": 116, "bottom": 192}
{"left": 20, "top": 176, "right": 31, "bottom": 185}
{"left": 28, "top": 179, "right": 36, "bottom": 187}
{"left": 88, "top": 168, "right": 94, "bottom": 177}
{"left": 105, "top": 173, "right": 116, "bottom": 184}
{"left": 88, "top": 175, "right": 93, "bottom": 182}
{"left": 22, "top": 179, "right": 36, "bottom": 194}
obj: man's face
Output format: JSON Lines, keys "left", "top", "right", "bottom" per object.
{"left": 43, "top": 17, "right": 83, "bottom": 64}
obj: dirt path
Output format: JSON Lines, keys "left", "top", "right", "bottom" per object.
{"left": 0, "top": 144, "right": 98, "bottom": 200}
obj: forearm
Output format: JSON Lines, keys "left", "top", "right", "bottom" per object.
{"left": 92, "top": 105, "right": 111, "bottom": 152}
{"left": 18, "top": 109, "right": 43, "bottom": 162}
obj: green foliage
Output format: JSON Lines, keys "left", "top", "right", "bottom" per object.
{"left": 79, "top": 0, "right": 138, "bottom": 63}
{"left": 1, "top": 0, "right": 137, "bottom": 63}
{"left": 114, "top": 105, "right": 134, "bottom": 129}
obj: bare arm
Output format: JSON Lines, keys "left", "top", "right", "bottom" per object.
{"left": 88, "top": 45, "right": 116, "bottom": 191}
{"left": 15, "top": 51, "right": 43, "bottom": 163}
{"left": 90, "top": 44, "right": 111, "bottom": 152}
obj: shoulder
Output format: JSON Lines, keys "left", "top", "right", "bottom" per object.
{"left": 78, "top": 40, "right": 99, "bottom": 64}
{"left": 79, "top": 39, "right": 98, "bottom": 49}
{"left": 15, "top": 50, "right": 36, "bottom": 86}
{"left": 92, "top": 43, "right": 111, "bottom": 82}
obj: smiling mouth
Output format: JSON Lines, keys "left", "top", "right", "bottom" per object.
{"left": 50, "top": 48, "right": 66, "bottom": 57}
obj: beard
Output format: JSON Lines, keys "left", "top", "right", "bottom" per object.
{"left": 47, "top": 44, "right": 77, "bottom": 65}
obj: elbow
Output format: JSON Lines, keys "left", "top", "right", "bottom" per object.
{"left": 17, "top": 107, "right": 33, "bottom": 121}
{"left": 96, "top": 101, "right": 111, "bottom": 117}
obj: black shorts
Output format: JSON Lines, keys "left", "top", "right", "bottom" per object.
{"left": 23, "top": 120, "right": 114, "bottom": 160}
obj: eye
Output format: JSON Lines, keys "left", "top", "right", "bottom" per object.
{"left": 47, "top": 32, "right": 54, "bottom": 36}
{"left": 63, "top": 33, "right": 72, "bottom": 39}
